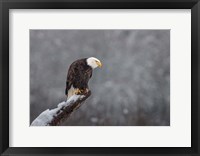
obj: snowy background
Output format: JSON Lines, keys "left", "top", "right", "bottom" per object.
{"left": 30, "top": 30, "right": 170, "bottom": 126}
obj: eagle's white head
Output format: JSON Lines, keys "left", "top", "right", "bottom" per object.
{"left": 86, "top": 57, "right": 102, "bottom": 69}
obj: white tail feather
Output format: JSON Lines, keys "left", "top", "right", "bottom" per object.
{"left": 67, "top": 85, "right": 80, "bottom": 100}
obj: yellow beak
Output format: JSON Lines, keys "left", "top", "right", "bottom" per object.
{"left": 96, "top": 61, "right": 102, "bottom": 68}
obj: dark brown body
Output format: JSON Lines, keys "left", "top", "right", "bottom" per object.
{"left": 65, "top": 58, "right": 92, "bottom": 96}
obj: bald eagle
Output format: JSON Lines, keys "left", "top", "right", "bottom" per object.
{"left": 65, "top": 57, "right": 102, "bottom": 99}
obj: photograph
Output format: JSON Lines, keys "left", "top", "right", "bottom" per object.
{"left": 30, "top": 29, "right": 170, "bottom": 126}
{"left": 1, "top": 0, "right": 199, "bottom": 154}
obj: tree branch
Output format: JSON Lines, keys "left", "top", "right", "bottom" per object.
{"left": 31, "top": 91, "right": 91, "bottom": 126}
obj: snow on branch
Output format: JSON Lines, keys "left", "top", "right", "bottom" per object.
{"left": 31, "top": 91, "right": 91, "bottom": 126}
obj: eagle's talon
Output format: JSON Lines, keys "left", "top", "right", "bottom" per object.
{"left": 79, "top": 89, "right": 85, "bottom": 94}
{"left": 74, "top": 89, "right": 80, "bottom": 95}
{"left": 75, "top": 89, "right": 84, "bottom": 95}
{"left": 79, "top": 90, "right": 83, "bottom": 94}
{"left": 73, "top": 88, "right": 90, "bottom": 97}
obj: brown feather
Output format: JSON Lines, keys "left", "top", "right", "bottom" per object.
{"left": 65, "top": 58, "right": 92, "bottom": 96}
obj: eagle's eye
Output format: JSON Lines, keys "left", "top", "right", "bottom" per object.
{"left": 95, "top": 60, "right": 102, "bottom": 68}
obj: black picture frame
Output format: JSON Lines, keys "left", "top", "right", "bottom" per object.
{"left": 0, "top": 0, "right": 199, "bottom": 155}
